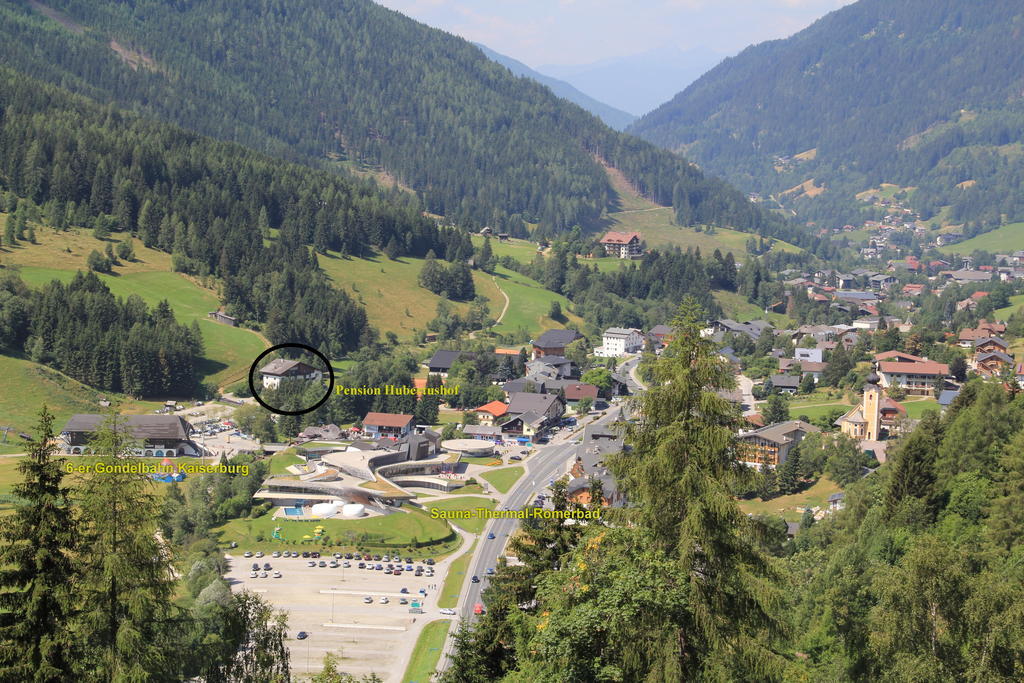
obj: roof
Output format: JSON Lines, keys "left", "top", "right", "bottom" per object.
{"left": 974, "top": 337, "right": 1008, "bottom": 348}
{"left": 949, "top": 269, "right": 992, "bottom": 282}
{"left": 649, "top": 324, "right": 674, "bottom": 336}
{"left": 463, "top": 425, "right": 502, "bottom": 437}
{"left": 427, "top": 349, "right": 463, "bottom": 370}
{"left": 828, "top": 492, "right": 845, "bottom": 502}
{"left": 874, "top": 350, "right": 924, "bottom": 363}
{"left": 507, "top": 392, "right": 562, "bottom": 415}
{"left": 260, "top": 359, "right": 319, "bottom": 376}
{"left": 501, "top": 378, "right": 546, "bottom": 394}
{"left": 474, "top": 400, "right": 508, "bottom": 417}
{"left": 599, "top": 231, "right": 641, "bottom": 245}
{"left": 769, "top": 374, "right": 801, "bottom": 389}
{"left": 881, "top": 397, "right": 906, "bottom": 415}
{"left": 533, "top": 329, "right": 583, "bottom": 349}
{"left": 362, "top": 412, "right": 415, "bottom": 428}
{"left": 878, "top": 360, "right": 949, "bottom": 376}
{"left": 530, "top": 355, "right": 572, "bottom": 367}
{"left": 937, "top": 389, "right": 960, "bottom": 406}
{"left": 62, "top": 415, "right": 193, "bottom": 440}
{"left": 739, "top": 420, "right": 820, "bottom": 445}
{"left": 516, "top": 411, "right": 547, "bottom": 426}
{"left": 563, "top": 383, "right": 599, "bottom": 401}
{"left": 603, "top": 327, "right": 641, "bottom": 338}
{"left": 977, "top": 351, "right": 1014, "bottom": 364}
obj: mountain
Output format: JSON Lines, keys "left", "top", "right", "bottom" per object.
{"left": 0, "top": 0, "right": 790, "bottom": 243}
{"left": 629, "top": 0, "right": 1024, "bottom": 231}
{"left": 540, "top": 45, "right": 727, "bottom": 117}
{"left": 474, "top": 43, "right": 636, "bottom": 131}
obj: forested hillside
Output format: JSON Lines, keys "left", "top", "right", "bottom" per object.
{"left": 0, "top": 66, "right": 457, "bottom": 360}
{"left": 0, "top": 0, "right": 794, "bottom": 241}
{"left": 630, "top": 0, "right": 1024, "bottom": 230}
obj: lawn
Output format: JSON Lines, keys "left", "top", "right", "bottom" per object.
{"left": 790, "top": 403, "right": 853, "bottom": 422}
{"left": 903, "top": 399, "right": 940, "bottom": 419}
{"left": 938, "top": 222, "right": 1024, "bottom": 254}
{"left": 402, "top": 619, "right": 452, "bottom": 683}
{"left": 16, "top": 266, "right": 267, "bottom": 388}
{"left": 266, "top": 450, "right": 304, "bottom": 475}
{"left": 458, "top": 454, "right": 503, "bottom": 467}
{"left": 212, "top": 507, "right": 460, "bottom": 556}
{"left": 481, "top": 466, "right": 524, "bottom": 494}
{"left": 438, "top": 540, "right": 476, "bottom": 608}
{"left": 737, "top": 476, "right": 842, "bottom": 522}
{"left": 424, "top": 496, "right": 496, "bottom": 534}
{"left": 315, "top": 247, "right": 504, "bottom": 339}
{"left": 490, "top": 265, "right": 584, "bottom": 338}
{"left": 713, "top": 290, "right": 794, "bottom": 328}
{"left": 994, "top": 293, "right": 1024, "bottom": 320}
{"left": 599, "top": 166, "right": 803, "bottom": 258}
{"left": 0, "top": 355, "right": 162, "bottom": 454}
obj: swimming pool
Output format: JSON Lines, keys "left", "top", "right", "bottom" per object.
{"left": 283, "top": 507, "right": 303, "bottom": 516}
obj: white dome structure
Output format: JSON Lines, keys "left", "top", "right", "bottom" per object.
{"left": 342, "top": 503, "right": 366, "bottom": 518}
{"left": 310, "top": 501, "right": 341, "bottom": 518}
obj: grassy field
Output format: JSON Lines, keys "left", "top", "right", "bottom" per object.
{"left": 266, "top": 450, "right": 304, "bottom": 475}
{"left": 490, "top": 265, "right": 584, "bottom": 338}
{"left": 402, "top": 619, "right": 452, "bottom": 683}
{"left": 481, "top": 466, "right": 524, "bottom": 494}
{"left": 458, "top": 454, "right": 503, "bottom": 467}
{"left": 315, "top": 248, "right": 504, "bottom": 339}
{"left": 737, "top": 476, "right": 842, "bottom": 522}
{"left": 424, "top": 496, "right": 496, "bottom": 534}
{"left": 13, "top": 266, "right": 267, "bottom": 390}
{"left": 904, "top": 399, "right": 940, "bottom": 419}
{"left": 0, "top": 355, "right": 164, "bottom": 454}
{"left": 938, "top": 222, "right": 1024, "bottom": 254}
{"left": 3, "top": 223, "right": 269, "bottom": 387}
{"left": 438, "top": 540, "right": 476, "bottom": 608}
{"left": 212, "top": 507, "right": 460, "bottom": 556}
{"left": 712, "top": 290, "right": 794, "bottom": 328}
{"left": 600, "top": 164, "right": 803, "bottom": 258}
{"left": 994, "top": 293, "right": 1024, "bottom": 320}
{"left": 790, "top": 402, "right": 854, "bottom": 422}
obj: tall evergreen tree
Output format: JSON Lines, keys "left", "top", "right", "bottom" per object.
{"left": 0, "top": 406, "right": 78, "bottom": 681}
{"left": 884, "top": 412, "right": 941, "bottom": 522}
{"left": 74, "top": 413, "right": 180, "bottom": 680}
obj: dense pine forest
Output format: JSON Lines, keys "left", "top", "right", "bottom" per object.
{"left": 0, "top": 0, "right": 797, "bottom": 242}
{"left": 0, "top": 67, "right": 464, "bottom": 360}
{"left": 631, "top": 0, "right": 1024, "bottom": 230}
{"left": 0, "top": 271, "right": 200, "bottom": 397}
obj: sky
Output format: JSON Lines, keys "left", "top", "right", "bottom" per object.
{"left": 374, "top": 0, "right": 857, "bottom": 68}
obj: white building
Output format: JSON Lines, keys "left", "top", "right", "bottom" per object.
{"left": 598, "top": 327, "right": 644, "bottom": 357}
{"left": 260, "top": 359, "right": 323, "bottom": 390}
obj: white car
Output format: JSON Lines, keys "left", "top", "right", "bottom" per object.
{"left": 379, "top": 597, "right": 389, "bottom": 604}
{"left": 363, "top": 596, "right": 373, "bottom": 604}
{"left": 272, "top": 571, "right": 282, "bottom": 578}
{"left": 439, "top": 608, "right": 456, "bottom": 615}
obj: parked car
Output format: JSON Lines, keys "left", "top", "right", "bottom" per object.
{"left": 259, "top": 571, "right": 268, "bottom": 578}
{"left": 251, "top": 563, "right": 260, "bottom": 570}
{"left": 307, "top": 560, "right": 316, "bottom": 567}
{"left": 399, "top": 598, "right": 408, "bottom": 605}
{"left": 473, "top": 603, "right": 485, "bottom": 615}
{"left": 255, "top": 551, "right": 264, "bottom": 558}
{"left": 263, "top": 563, "right": 272, "bottom": 570}
{"left": 357, "top": 562, "right": 366, "bottom": 569}
{"left": 272, "top": 551, "right": 281, "bottom": 558}
{"left": 486, "top": 568, "right": 495, "bottom": 575}
{"left": 439, "top": 608, "right": 456, "bottom": 616}
{"left": 272, "top": 571, "right": 281, "bottom": 578}
{"left": 296, "top": 631, "right": 308, "bottom": 640}
{"left": 243, "top": 551, "right": 253, "bottom": 558}
{"left": 425, "top": 558, "right": 435, "bottom": 566}
{"left": 318, "top": 561, "right": 327, "bottom": 568}
{"left": 363, "top": 596, "right": 373, "bottom": 604}
{"left": 379, "top": 597, "right": 389, "bottom": 604}
{"left": 400, "top": 587, "right": 409, "bottom": 594}
{"left": 249, "top": 571, "right": 257, "bottom": 578}
{"left": 510, "top": 455, "right": 522, "bottom": 461}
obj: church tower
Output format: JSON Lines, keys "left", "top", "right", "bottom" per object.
{"left": 863, "top": 371, "right": 882, "bottom": 441}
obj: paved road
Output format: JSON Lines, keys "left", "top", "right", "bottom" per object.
{"left": 737, "top": 374, "right": 758, "bottom": 415}
{"left": 437, "top": 409, "right": 622, "bottom": 672}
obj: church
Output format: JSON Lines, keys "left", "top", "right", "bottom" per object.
{"left": 834, "top": 371, "right": 907, "bottom": 441}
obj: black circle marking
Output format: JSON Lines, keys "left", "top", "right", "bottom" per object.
{"left": 247, "top": 343, "right": 335, "bottom": 416}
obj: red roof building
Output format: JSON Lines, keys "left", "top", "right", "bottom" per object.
{"left": 474, "top": 400, "right": 509, "bottom": 426}
{"left": 599, "top": 231, "right": 642, "bottom": 259}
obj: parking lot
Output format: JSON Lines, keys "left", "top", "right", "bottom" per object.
{"left": 224, "top": 549, "right": 452, "bottom": 680}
